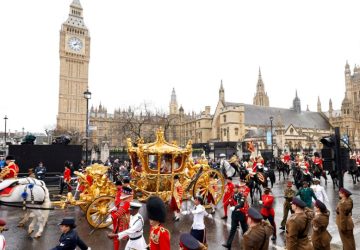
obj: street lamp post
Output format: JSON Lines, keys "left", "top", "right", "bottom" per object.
{"left": 84, "top": 89, "right": 92, "bottom": 165}
{"left": 270, "top": 116, "right": 274, "bottom": 164}
{"left": 4, "top": 115, "right": 8, "bottom": 148}
{"left": 346, "top": 125, "right": 350, "bottom": 145}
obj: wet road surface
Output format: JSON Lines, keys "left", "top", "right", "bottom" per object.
{"left": 1, "top": 172, "right": 360, "bottom": 250}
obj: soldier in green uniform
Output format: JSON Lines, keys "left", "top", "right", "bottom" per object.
{"left": 285, "top": 197, "right": 314, "bottom": 250}
{"left": 242, "top": 207, "right": 273, "bottom": 250}
{"left": 280, "top": 181, "right": 296, "bottom": 230}
{"left": 296, "top": 181, "right": 317, "bottom": 208}
{"left": 336, "top": 188, "right": 355, "bottom": 250}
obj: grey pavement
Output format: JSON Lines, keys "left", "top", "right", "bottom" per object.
{"left": 1, "top": 172, "right": 359, "bottom": 249}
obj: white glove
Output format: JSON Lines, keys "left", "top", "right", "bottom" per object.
{"left": 229, "top": 206, "right": 235, "bottom": 212}
{"left": 181, "top": 210, "right": 189, "bottom": 215}
{"left": 87, "top": 248, "right": 91, "bottom": 250}
{"left": 259, "top": 200, "right": 263, "bottom": 205}
{"left": 108, "top": 206, "right": 116, "bottom": 212}
{"left": 207, "top": 214, "right": 213, "bottom": 219}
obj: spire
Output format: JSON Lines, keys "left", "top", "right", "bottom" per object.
{"left": 317, "top": 96, "right": 322, "bottom": 112}
{"left": 219, "top": 80, "right": 225, "bottom": 102}
{"left": 253, "top": 67, "right": 269, "bottom": 107}
{"left": 292, "top": 90, "right": 301, "bottom": 113}
{"left": 257, "top": 67, "right": 264, "bottom": 89}
{"left": 171, "top": 88, "right": 177, "bottom": 103}
{"left": 70, "top": 0, "right": 82, "bottom": 9}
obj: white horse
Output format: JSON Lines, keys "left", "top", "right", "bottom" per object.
{"left": 0, "top": 177, "right": 51, "bottom": 238}
{"left": 220, "top": 158, "right": 235, "bottom": 177}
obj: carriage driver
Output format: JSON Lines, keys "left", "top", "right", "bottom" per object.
{"left": 0, "top": 155, "right": 19, "bottom": 191}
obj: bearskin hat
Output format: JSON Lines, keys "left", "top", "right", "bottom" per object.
{"left": 146, "top": 196, "right": 166, "bottom": 223}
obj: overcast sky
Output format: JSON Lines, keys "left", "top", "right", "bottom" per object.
{"left": 1, "top": 0, "right": 360, "bottom": 133}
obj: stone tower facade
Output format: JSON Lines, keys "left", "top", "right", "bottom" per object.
{"left": 292, "top": 90, "right": 301, "bottom": 113}
{"left": 253, "top": 68, "right": 269, "bottom": 107}
{"left": 169, "top": 88, "right": 179, "bottom": 115}
{"left": 57, "top": 0, "right": 90, "bottom": 134}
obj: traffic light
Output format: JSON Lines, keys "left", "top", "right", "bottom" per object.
{"left": 319, "top": 127, "right": 350, "bottom": 188}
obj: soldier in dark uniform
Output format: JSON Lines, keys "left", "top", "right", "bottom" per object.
{"left": 285, "top": 197, "right": 314, "bottom": 250}
{"left": 280, "top": 181, "right": 295, "bottom": 230}
{"left": 311, "top": 200, "right": 332, "bottom": 250}
{"left": 242, "top": 207, "right": 273, "bottom": 250}
{"left": 222, "top": 185, "right": 248, "bottom": 249}
{"left": 336, "top": 188, "right": 355, "bottom": 250}
{"left": 179, "top": 233, "right": 207, "bottom": 250}
{"left": 51, "top": 217, "right": 90, "bottom": 250}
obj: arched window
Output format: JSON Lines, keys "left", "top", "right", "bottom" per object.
{"left": 223, "top": 115, "right": 227, "bottom": 123}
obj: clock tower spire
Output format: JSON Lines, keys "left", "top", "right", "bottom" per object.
{"left": 57, "top": 0, "right": 90, "bottom": 136}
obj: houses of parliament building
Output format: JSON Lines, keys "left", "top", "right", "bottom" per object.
{"left": 56, "top": 0, "right": 359, "bottom": 155}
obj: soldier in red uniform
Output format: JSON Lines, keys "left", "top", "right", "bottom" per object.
{"left": 283, "top": 152, "right": 291, "bottom": 164}
{"left": 221, "top": 177, "right": 234, "bottom": 219}
{"left": 170, "top": 175, "right": 184, "bottom": 221}
{"left": 238, "top": 181, "right": 250, "bottom": 198}
{"left": 109, "top": 180, "right": 133, "bottom": 250}
{"left": 260, "top": 188, "right": 276, "bottom": 240}
{"left": 0, "top": 155, "right": 19, "bottom": 191}
{"left": 59, "top": 161, "right": 72, "bottom": 195}
{"left": 147, "top": 196, "right": 170, "bottom": 250}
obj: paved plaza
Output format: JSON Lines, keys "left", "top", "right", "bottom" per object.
{"left": 1, "top": 172, "right": 359, "bottom": 250}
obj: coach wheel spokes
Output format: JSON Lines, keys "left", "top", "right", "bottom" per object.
{"left": 86, "top": 196, "right": 114, "bottom": 228}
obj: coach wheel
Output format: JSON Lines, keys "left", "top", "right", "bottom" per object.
{"left": 86, "top": 196, "right": 115, "bottom": 228}
{"left": 192, "top": 169, "right": 225, "bottom": 209}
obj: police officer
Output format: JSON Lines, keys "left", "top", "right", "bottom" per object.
{"left": 147, "top": 196, "right": 170, "bottom": 250}
{"left": 222, "top": 185, "right": 248, "bottom": 249}
{"left": 336, "top": 188, "right": 355, "bottom": 250}
{"left": 108, "top": 202, "right": 147, "bottom": 250}
{"left": 311, "top": 200, "right": 332, "bottom": 250}
{"left": 34, "top": 161, "right": 47, "bottom": 180}
{"left": 280, "top": 181, "right": 295, "bottom": 230}
{"left": 51, "top": 217, "right": 90, "bottom": 250}
{"left": 286, "top": 197, "right": 314, "bottom": 250}
{"left": 242, "top": 207, "right": 273, "bottom": 250}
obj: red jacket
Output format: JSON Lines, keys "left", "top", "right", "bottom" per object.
{"left": 64, "top": 168, "right": 71, "bottom": 182}
{"left": 238, "top": 185, "right": 250, "bottom": 198}
{"left": 223, "top": 182, "right": 234, "bottom": 203}
{"left": 149, "top": 225, "right": 170, "bottom": 250}
{"left": 313, "top": 157, "right": 323, "bottom": 169}
{"left": 284, "top": 155, "right": 291, "bottom": 163}
{"left": 3, "top": 162, "right": 19, "bottom": 179}
{"left": 260, "top": 194, "right": 275, "bottom": 217}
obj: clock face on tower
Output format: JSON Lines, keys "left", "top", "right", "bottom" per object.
{"left": 68, "top": 37, "right": 83, "bottom": 52}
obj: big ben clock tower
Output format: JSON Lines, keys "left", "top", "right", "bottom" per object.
{"left": 57, "top": 0, "right": 90, "bottom": 135}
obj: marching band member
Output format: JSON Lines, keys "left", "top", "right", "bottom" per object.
{"left": 336, "top": 188, "right": 355, "bottom": 250}
{"left": 108, "top": 202, "right": 147, "bottom": 250}
{"left": 170, "top": 175, "right": 183, "bottom": 221}
{"left": 147, "top": 196, "right": 170, "bottom": 250}
{"left": 242, "top": 208, "right": 273, "bottom": 250}
{"left": 259, "top": 188, "right": 276, "bottom": 240}
{"left": 221, "top": 177, "right": 234, "bottom": 219}
{"left": 0, "top": 155, "right": 19, "bottom": 191}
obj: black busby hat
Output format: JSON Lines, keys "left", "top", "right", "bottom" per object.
{"left": 248, "top": 207, "right": 263, "bottom": 221}
{"left": 314, "top": 152, "right": 320, "bottom": 157}
{"left": 291, "top": 197, "right": 306, "bottom": 208}
{"left": 146, "top": 196, "right": 166, "bottom": 223}
{"left": 5, "top": 155, "right": 14, "bottom": 161}
{"left": 180, "top": 233, "right": 201, "bottom": 250}
{"left": 226, "top": 176, "right": 232, "bottom": 181}
{"left": 58, "top": 217, "right": 76, "bottom": 228}
{"left": 115, "top": 180, "right": 123, "bottom": 186}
